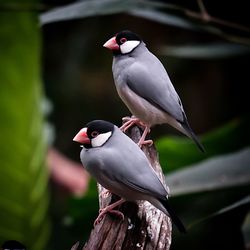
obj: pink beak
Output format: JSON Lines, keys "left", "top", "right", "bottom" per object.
{"left": 73, "top": 128, "right": 90, "bottom": 144}
{"left": 103, "top": 36, "right": 119, "bottom": 51}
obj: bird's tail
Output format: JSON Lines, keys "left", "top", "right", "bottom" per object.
{"left": 181, "top": 116, "right": 205, "bottom": 153}
{"left": 159, "top": 198, "right": 186, "bottom": 233}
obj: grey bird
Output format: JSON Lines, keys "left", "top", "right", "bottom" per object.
{"left": 103, "top": 30, "right": 204, "bottom": 152}
{"left": 73, "top": 120, "right": 186, "bottom": 233}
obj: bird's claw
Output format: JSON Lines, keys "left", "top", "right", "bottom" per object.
{"left": 120, "top": 116, "right": 147, "bottom": 132}
{"left": 121, "top": 116, "right": 133, "bottom": 122}
{"left": 94, "top": 215, "right": 103, "bottom": 226}
{"left": 94, "top": 198, "right": 126, "bottom": 226}
{"left": 138, "top": 139, "right": 153, "bottom": 148}
{"left": 94, "top": 209, "right": 125, "bottom": 226}
{"left": 120, "top": 117, "right": 140, "bottom": 132}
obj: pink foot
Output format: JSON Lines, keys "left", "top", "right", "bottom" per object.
{"left": 94, "top": 209, "right": 124, "bottom": 226}
{"left": 120, "top": 116, "right": 147, "bottom": 132}
{"left": 137, "top": 126, "right": 153, "bottom": 148}
{"left": 94, "top": 198, "right": 126, "bottom": 226}
{"left": 120, "top": 117, "right": 153, "bottom": 148}
{"left": 139, "top": 139, "right": 153, "bottom": 147}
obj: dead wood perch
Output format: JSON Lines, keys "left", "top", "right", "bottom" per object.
{"left": 83, "top": 125, "right": 172, "bottom": 250}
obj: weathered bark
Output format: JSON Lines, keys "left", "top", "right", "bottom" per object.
{"left": 83, "top": 125, "right": 172, "bottom": 250}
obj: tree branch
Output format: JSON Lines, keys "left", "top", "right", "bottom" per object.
{"left": 186, "top": 0, "right": 249, "bottom": 34}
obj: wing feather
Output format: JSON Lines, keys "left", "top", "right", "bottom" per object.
{"left": 91, "top": 129, "right": 168, "bottom": 199}
{"left": 126, "top": 57, "right": 185, "bottom": 122}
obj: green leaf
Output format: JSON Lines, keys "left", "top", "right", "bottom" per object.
{"left": 166, "top": 147, "right": 250, "bottom": 196}
{"left": 39, "top": 0, "right": 250, "bottom": 46}
{"left": 186, "top": 195, "right": 250, "bottom": 228}
{"left": 129, "top": 8, "right": 203, "bottom": 31}
{"left": 165, "top": 147, "right": 250, "bottom": 247}
{"left": 209, "top": 195, "right": 250, "bottom": 217}
{"left": 182, "top": 195, "right": 250, "bottom": 234}
{"left": 156, "top": 116, "right": 250, "bottom": 172}
{"left": 0, "top": 5, "right": 50, "bottom": 250}
{"left": 160, "top": 43, "right": 250, "bottom": 59}
{"left": 171, "top": 189, "right": 250, "bottom": 249}
{"left": 39, "top": 0, "right": 205, "bottom": 33}
{"left": 39, "top": 0, "right": 142, "bottom": 25}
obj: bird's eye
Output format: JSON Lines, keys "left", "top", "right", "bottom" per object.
{"left": 120, "top": 37, "right": 127, "bottom": 44}
{"left": 91, "top": 131, "right": 99, "bottom": 138}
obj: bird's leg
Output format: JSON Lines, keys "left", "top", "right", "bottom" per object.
{"left": 120, "top": 116, "right": 153, "bottom": 147}
{"left": 138, "top": 126, "right": 153, "bottom": 147}
{"left": 94, "top": 198, "right": 126, "bottom": 226}
{"left": 120, "top": 116, "right": 142, "bottom": 132}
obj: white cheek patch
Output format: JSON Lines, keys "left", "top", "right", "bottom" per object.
{"left": 91, "top": 131, "right": 112, "bottom": 147}
{"left": 120, "top": 40, "right": 140, "bottom": 54}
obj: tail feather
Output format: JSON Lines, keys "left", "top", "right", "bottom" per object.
{"left": 181, "top": 117, "right": 205, "bottom": 153}
{"left": 159, "top": 198, "right": 186, "bottom": 233}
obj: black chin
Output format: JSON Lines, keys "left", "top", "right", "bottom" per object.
{"left": 113, "top": 49, "right": 121, "bottom": 56}
{"left": 83, "top": 143, "right": 92, "bottom": 149}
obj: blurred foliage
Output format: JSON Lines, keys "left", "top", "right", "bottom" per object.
{"left": 49, "top": 180, "right": 98, "bottom": 250}
{"left": 40, "top": 0, "right": 250, "bottom": 45}
{"left": 166, "top": 147, "right": 250, "bottom": 195}
{"left": 0, "top": 1, "right": 50, "bottom": 249}
{"left": 157, "top": 117, "right": 250, "bottom": 250}
{"left": 161, "top": 43, "right": 250, "bottom": 59}
{"left": 0, "top": 0, "right": 245, "bottom": 249}
{"left": 60, "top": 118, "right": 250, "bottom": 250}
{"left": 156, "top": 116, "right": 250, "bottom": 172}
{"left": 171, "top": 187, "right": 249, "bottom": 250}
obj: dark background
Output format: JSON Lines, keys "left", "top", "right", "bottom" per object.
{"left": 40, "top": 1, "right": 250, "bottom": 249}
{"left": 42, "top": 9, "right": 249, "bottom": 159}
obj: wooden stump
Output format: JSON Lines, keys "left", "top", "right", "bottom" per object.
{"left": 83, "top": 125, "right": 172, "bottom": 250}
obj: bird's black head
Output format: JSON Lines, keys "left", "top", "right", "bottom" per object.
{"left": 73, "top": 120, "right": 115, "bottom": 148}
{"left": 115, "top": 30, "right": 142, "bottom": 46}
{"left": 86, "top": 120, "right": 114, "bottom": 140}
{"left": 103, "top": 30, "right": 142, "bottom": 55}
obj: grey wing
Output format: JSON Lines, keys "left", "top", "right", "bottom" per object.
{"left": 100, "top": 134, "right": 168, "bottom": 199}
{"left": 106, "top": 155, "right": 167, "bottom": 199}
{"left": 126, "top": 58, "right": 185, "bottom": 122}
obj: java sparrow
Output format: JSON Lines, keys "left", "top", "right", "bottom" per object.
{"left": 73, "top": 120, "right": 186, "bottom": 233}
{"left": 103, "top": 30, "right": 205, "bottom": 152}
